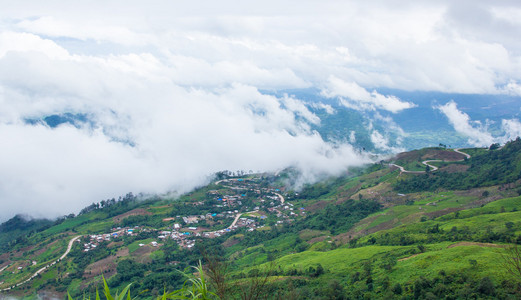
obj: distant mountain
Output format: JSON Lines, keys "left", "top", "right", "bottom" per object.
{"left": 268, "top": 88, "right": 521, "bottom": 152}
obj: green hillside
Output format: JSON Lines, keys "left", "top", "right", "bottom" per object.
{"left": 1, "top": 140, "right": 521, "bottom": 299}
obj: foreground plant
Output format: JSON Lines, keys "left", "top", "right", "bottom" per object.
{"left": 160, "top": 260, "right": 219, "bottom": 300}
{"left": 68, "top": 276, "right": 133, "bottom": 300}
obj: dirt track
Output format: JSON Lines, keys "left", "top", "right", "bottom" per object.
{"left": 390, "top": 149, "right": 471, "bottom": 174}
{"left": 1, "top": 235, "right": 81, "bottom": 291}
{"left": 447, "top": 242, "right": 505, "bottom": 248}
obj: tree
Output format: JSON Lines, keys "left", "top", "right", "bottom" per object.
{"left": 392, "top": 283, "right": 403, "bottom": 295}
{"left": 326, "top": 280, "right": 345, "bottom": 300}
{"left": 477, "top": 276, "right": 495, "bottom": 296}
{"left": 489, "top": 143, "right": 500, "bottom": 150}
{"left": 501, "top": 244, "right": 521, "bottom": 280}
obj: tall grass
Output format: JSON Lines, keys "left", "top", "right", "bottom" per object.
{"left": 67, "top": 261, "right": 218, "bottom": 300}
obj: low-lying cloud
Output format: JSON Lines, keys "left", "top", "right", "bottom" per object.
{"left": 2, "top": 1, "right": 521, "bottom": 221}
{"left": 322, "top": 76, "right": 416, "bottom": 113}
{"left": 436, "top": 100, "right": 521, "bottom": 147}
{"left": 0, "top": 37, "right": 371, "bottom": 221}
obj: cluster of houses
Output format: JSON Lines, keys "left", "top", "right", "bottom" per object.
{"left": 82, "top": 227, "right": 140, "bottom": 252}
{"left": 80, "top": 177, "right": 306, "bottom": 252}
{"left": 180, "top": 210, "right": 235, "bottom": 224}
{"left": 152, "top": 213, "right": 258, "bottom": 248}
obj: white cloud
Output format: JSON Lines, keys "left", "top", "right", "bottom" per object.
{"left": 1, "top": 1, "right": 521, "bottom": 220}
{"left": 322, "top": 76, "right": 416, "bottom": 113}
{"left": 310, "top": 102, "right": 336, "bottom": 115}
{"left": 17, "top": 16, "right": 148, "bottom": 46}
{"left": 502, "top": 119, "right": 521, "bottom": 141}
{"left": 0, "top": 41, "right": 370, "bottom": 220}
{"left": 437, "top": 101, "right": 521, "bottom": 146}
{"left": 436, "top": 101, "right": 495, "bottom": 146}
{"left": 370, "top": 130, "right": 391, "bottom": 151}
{"left": 0, "top": 31, "right": 69, "bottom": 59}
{"left": 349, "top": 131, "right": 356, "bottom": 143}
{"left": 501, "top": 80, "right": 521, "bottom": 97}
{"left": 2, "top": 1, "right": 520, "bottom": 94}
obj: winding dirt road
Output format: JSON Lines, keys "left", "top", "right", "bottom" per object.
{"left": 390, "top": 149, "right": 471, "bottom": 174}
{"left": 454, "top": 148, "right": 471, "bottom": 159}
{"left": 1, "top": 235, "right": 81, "bottom": 292}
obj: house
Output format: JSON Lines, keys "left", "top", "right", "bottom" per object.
{"left": 183, "top": 216, "right": 199, "bottom": 224}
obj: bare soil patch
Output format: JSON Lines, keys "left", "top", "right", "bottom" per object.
{"left": 83, "top": 255, "right": 117, "bottom": 279}
{"left": 113, "top": 208, "right": 152, "bottom": 223}
{"left": 32, "top": 240, "right": 59, "bottom": 257}
{"left": 447, "top": 242, "right": 506, "bottom": 248}
{"left": 108, "top": 241, "right": 124, "bottom": 248}
{"left": 307, "top": 235, "right": 329, "bottom": 244}
{"left": 398, "top": 253, "right": 421, "bottom": 262}
{"left": 334, "top": 217, "right": 397, "bottom": 244}
{"left": 454, "top": 186, "right": 498, "bottom": 198}
{"left": 306, "top": 200, "right": 329, "bottom": 213}
{"left": 0, "top": 252, "right": 10, "bottom": 262}
{"left": 116, "top": 247, "right": 129, "bottom": 257}
{"left": 394, "top": 149, "right": 465, "bottom": 163}
{"left": 131, "top": 245, "right": 156, "bottom": 263}
{"left": 439, "top": 164, "right": 470, "bottom": 173}
{"left": 13, "top": 244, "right": 38, "bottom": 258}
{"left": 153, "top": 205, "right": 171, "bottom": 209}
{"left": 223, "top": 235, "right": 243, "bottom": 248}
{"left": 424, "top": 207, "right": 463, "bottom": 219}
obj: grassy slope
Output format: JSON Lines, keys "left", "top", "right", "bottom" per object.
{"left": 261, "top": 194, "right": 521, "bottom": 291}
{"left": 2, "top": 144, "right": 521, "bottom": 298}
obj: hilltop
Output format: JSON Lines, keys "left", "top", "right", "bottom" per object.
{"left": 1, "top": 139, "right": 521, "bottom": 299}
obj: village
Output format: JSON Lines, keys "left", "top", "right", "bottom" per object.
{"left": 80, "top": 177, "right": 306, "bottom": 252}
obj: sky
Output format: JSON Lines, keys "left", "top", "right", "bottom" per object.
{"left": 1, "top": 0, "right": 521, "bottom": 221}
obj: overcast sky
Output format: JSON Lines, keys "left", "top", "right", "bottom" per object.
{"left": 1, "top": 1, "right": 521, "bottom": 221}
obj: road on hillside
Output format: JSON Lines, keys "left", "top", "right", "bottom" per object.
{"left": 454, "top": 148, "right": 471, "bottom": 159}
{"left": 0, "top": 235, "right": 81, "bottom": 292}
{"left": 274, "top": 192, "right": 285, "bottom": 204}
{"left": 389, "top": 149, "right": 471, "bottom": 174}
{"left": 388, "top": 163, "right": 425, "bottom": 174}
{"left": 229, "top": 212, "right": 243, "bottom": 228}
{"left": 422, "top": 160, "right": 440, "bottom": 171}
